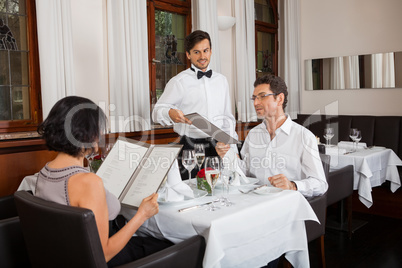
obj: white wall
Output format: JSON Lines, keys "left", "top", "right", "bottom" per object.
{"left": 300, "top": 0, "right": 402, "bottom": 116}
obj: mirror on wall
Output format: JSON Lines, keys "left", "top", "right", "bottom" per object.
{"left": 305, "top": 51, "right": 402, "bottom": 90}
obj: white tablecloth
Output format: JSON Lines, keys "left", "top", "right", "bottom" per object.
{"left": 326, "top": 146, "right": 402, "bottom": 208}
{"left": 122, "top": 189, "right": 318, "bottom": 268}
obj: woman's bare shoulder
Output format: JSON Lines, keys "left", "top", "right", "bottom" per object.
{"left": 68, "top": 172, "right": 105, "bottom": 206}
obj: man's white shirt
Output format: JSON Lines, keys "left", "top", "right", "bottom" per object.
{"left": 238, "top": 116, "right": 328, "bottom": 197}
{"left": 152, "top": 64, "right": 238, "bottom": 141}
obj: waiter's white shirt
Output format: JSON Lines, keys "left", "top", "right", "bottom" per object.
{"left": 238, "top": 115, "right": 328, "bottom": 197}
{"left": 152, "top": 64, "right": 238, "bottom": 141}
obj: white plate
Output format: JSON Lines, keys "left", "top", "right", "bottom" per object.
{"left": 370, "top": 146, "right": 385, "bottom": 150}
{"left": 230, "top": 177, "right": 259, "bottom": 187}
{"left": 253, "top": 186, "right": 283, "bottom": 195}
{"left": 187, "top": 177, "right": 259, "bottom": 187}
{"left": 158, "top": 188, "right": 208, "bottom": 205}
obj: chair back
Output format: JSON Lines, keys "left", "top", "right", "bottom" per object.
{"left": 14, "top": 191, "right": 107, "bottom": 268}
{"left": 327, "top": 165, "right": 354, "bottom": 206}
{"left": 0, "top": 194, "right": 18, "bottom": 220}
{"left": 305, "top": 154, "right": 330, "bottom": 242}
{"left": 0, "top": 216, "right": 31, "bottom": 267}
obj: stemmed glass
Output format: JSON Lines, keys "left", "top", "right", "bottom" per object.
{"left": 101, "top": 143, "right": 113, "bottom": 161}
{"left": 354, "top": 130, "right": 362, "bottom": 151}
{"left": 204, "top": 156, "right": 221, "bottom": 211}
{"left": 349, "top": 128, "right": 358, "bottom": 152}
{"left": 220, "top": 160, "right": 234, "bottom": 207}
{"left": 194, "top": 144, "right": 205, "bottom": 172}
{"left": 323, "top": 127, "right": 335, "bottom": 147}
{"left": 182, "top": 150, "right": 196, "bottom": 180}
{"left": 85, "top": 152, "right": 96, "bottom": 171}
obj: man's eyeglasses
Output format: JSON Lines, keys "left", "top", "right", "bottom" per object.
{"left": 250, "top": 93, "right": 277, "bottom": 101}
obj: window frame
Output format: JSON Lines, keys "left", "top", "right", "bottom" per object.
{"left": 254, "top": 0, "right": 279, "bottom": 77}
{"left": 0, "top": 0, "right": 42, "bottom": 133}
{"left": 147, "top": 0, "right": 191, "bottom": 110}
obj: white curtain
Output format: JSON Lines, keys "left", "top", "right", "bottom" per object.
{"left": 330, "top": 57, "right": 345, "bottom": 89}
{"left": 107, "top": 0, "right": 151, "bottom": 132}
{"left": 304, "top": 59, "right": 313, "bottom": 90}
{"left": 371, "top": 52, "right": 395, "bottom": 88}
{"left": 343, "top": 56, "right": 360, "bottom": 89}
{"left": 280, "top": 0, "right": 301, "bottom": 119}
{"left": 35, "top": 0, "right": 75, "bottom": 119}
{"left": 232, "top": 0, "right": 256, "bottom": 122}
{"left": 191, "top": 0, "right": 221, "bottom": 72}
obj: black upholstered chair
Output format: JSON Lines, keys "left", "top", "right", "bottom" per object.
{"left": 0, "top": 216, "right": 31, "bottom": 267}
{"left": 304, "top": 154, "right": 330, "bottom": 268}
{"left": 326, "top": 165, "right": 354, "bottom": 238}
{"left": 14, "top": 191, "right": 205, "bottom": 268}
{"left": 0, "top": 194, "right": 18, "bottom": 220}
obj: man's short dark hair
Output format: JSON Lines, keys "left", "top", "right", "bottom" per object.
{"left": 38, "top": 96, "right": 107, "bottom": 157}
{"left": 185, "top": 30, "right": 211, "bottom": 53}
{"left": 254, "top": 74, "right": 288, "bottom": 110}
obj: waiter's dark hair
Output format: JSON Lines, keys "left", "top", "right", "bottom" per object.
{"left": 185, "top": 30, "right": 211, "bottom": 53}
{"left": 38, "top": 96, "right": 107, "bottom": 157}
{"left": 254, "top": 74, "right": 288, "bottom": 110}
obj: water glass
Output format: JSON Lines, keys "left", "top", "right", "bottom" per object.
{"left": 220, "top": 165, "right": 234, "bottom": 207}
{"left": 194, "top": 144, "right": 205, "bottom": 172}
{"left": 323, "top": 127, "right": 335, "bottom": 146}
{"left": 182, "top": 150, "right": 196, "bottom": 180}
{"left": 354, "top": 130, "right": 362, "bottom": 150}
{"left": 349, "top": 128, "right": 358, "bottom": 151}
{"left": 204, "top": 156, "right": 221, "bottom": 211}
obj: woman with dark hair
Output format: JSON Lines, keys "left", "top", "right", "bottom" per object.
{"left": 36, "top": 96, "right": 172, "bottom": 267}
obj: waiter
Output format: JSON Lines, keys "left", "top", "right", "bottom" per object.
{"left": 152, "top": 30, "right": 238, "bottom": 179}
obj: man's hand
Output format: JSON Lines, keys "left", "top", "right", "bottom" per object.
{"left": 268, "top": 174, "right": 297, "bottom": 190}
{"left": 215, "top": 142, "right": 230, "bottom": 158}
{"left": 168, "top": 109, "right": 192, "bottom": 124}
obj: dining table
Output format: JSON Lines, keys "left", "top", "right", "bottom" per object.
{"left": 325, "top": 144, "right": 402, "bottom": 208}
{"left": 121, "top": 185, "right": 318, "bottom": 268}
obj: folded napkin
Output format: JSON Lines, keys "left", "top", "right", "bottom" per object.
{"left": 223, "top": 148, "right": 250, "bottom": 186}
{"left": 162, "top": 160, "right": 194, "bottom": 202}
{"left": 325, "top": 146, "right": 347, "bottom": 155}
{"left": 338, "top": 141, "right": 367, "bottom": 151}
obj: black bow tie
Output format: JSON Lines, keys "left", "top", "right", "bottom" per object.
{"left": 191, "top": 67, "right": 212, "bottom": 79}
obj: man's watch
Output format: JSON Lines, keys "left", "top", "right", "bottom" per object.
{"left": 292, "top": 181, "right": 298, "bottom": 190}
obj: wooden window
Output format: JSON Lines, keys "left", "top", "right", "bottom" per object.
{"left": 254, "top": 0, "right": 278, "bottom": 78}
{"left": 0, "top": 0, "right": 41, "bottom": 134}
{"left": 147, "top": 0, "right": 191, "bottom": 109}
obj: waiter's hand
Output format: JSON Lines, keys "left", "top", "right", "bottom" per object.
{"left": 215, "top": 142, "right": 230, "bottom": 158}
{"left": 268, "top": 174, "right": 297, "bottom": 190}
{"left": 168, "top": 109, "right": 192, "bottom": 124}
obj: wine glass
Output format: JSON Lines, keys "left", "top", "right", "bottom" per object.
{"left": 349, "top": 128, "right": 358, "bottom": 152}
{"left": 220, "top": 160, "right": 234, "bottom": 207}
{"left": 85, "top": 151, "right": 96, "bottom": 171}
{"left": 101, "top": 143, "right": 113, "bottom": 161}
{"left": 323, "top": 127, "right": 335, "bottom": 147}
{"left": 204, "top": 156, "right": 221, "bottom": 211}
{"left": 182, "top": 150, "right": 196, "bottom": 180}
{"left": 354, "top": 130, "right": 362, "bottom": 151}
{"left": 194, "top": 144, "right": 205, "bottom": 172}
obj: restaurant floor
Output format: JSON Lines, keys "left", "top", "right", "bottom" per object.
{"left": 308, "top": 211, "right": 402, "bottom": 268}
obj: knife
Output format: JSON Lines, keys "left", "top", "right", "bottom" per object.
{"left": 178, "top": 202, "right": 213, "bottom": 212}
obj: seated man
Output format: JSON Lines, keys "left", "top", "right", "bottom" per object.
{"left": 217, "top": 74, "right": 328, "bottom": 197}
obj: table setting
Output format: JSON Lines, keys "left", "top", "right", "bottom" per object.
{"left": 321, "top": 129, "right": 402, "bottom": 208}
{"left": 121, "top": 147, "right": 319, "bottom": 268}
